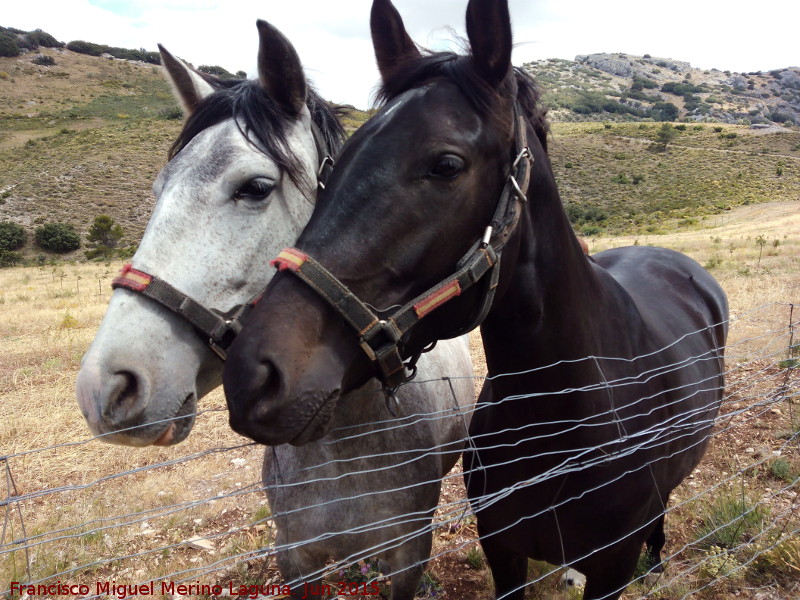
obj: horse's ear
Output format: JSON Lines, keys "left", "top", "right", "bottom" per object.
{"left": 256, "top": 19, "right": 307, "bottom": 117}
{"left": 370, "top": 0, "right": 421, "bottom": 82}
{"left": 465, "top": 0, "right": 513, "bottom": 88}
{"left": 158, "top": 44, "right": 215, "bottom": 115}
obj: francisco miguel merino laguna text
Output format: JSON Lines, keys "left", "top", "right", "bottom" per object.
{"left": 10, "top": 579, "right": 381, "bottom": 598}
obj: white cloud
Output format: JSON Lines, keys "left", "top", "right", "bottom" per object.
{"left": 4, "top": 0, "right": 798, "bottom": 108}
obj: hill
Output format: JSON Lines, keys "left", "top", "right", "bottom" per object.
{"left": 548, "top": 121, "right": 800, "bottom": 234}
{"left": 0, "top": 43, "right": 798, "bottom": 262}
{"left": 525, "top": 53, "right": 800, "bottom": 125}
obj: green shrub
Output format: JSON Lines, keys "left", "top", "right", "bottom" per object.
{"left": 661, "top": 81, "right": 705, "bottom": 95}
{"left": 198, "top": 64, "right": 237, "bottom": 79}
{"left": 0, "top": 31, "right": 20, "bottom": 57}
{"left": 0, "top": 250, "right": 23, "bottom": 267}
{"left": 66, "top": 40, "right": 104, "bottom": 56}
{"left": 697, "top": 488, "right": 768, "bottom": 549}
{"left": 0, "top": 221, "right": 27, "bottom": 251}
{"left": 33, "top": 54, "right": 56, "bottom": 66}
{"left": 654, "top": 122, "right": 677, "bottom": 148}
{"left": 768, "top": 457, "right": 798, "bottom": 483}
{"left": 158, "top": 105, "right": 183, "bottom": 120}
{"left": 611, "top": 173, "right": 630, "bottom": 184}
{"left": 35, "top": 222, "right": 81, "bottom": 253}
{"left": 652, "top": 102, "right": 679, "bottom": 121}
{"left": 565, "top": 203, "right": 608, "bottom": 225}
{"left": 25, "top": 29, "right": 63, "bottom": 48}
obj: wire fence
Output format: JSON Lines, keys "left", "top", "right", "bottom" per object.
{"left": 1, "top": 302, "right": 798, "bottom": 599}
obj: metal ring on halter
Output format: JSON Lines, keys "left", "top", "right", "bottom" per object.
{"left": 509, "top": 174, "right": 527, "bottom": 202}
{"left": 316, "top": 156, "right": 335, "bottom": 190}
{"left": 512, "top": 146, "right": 532, "bottom": 169}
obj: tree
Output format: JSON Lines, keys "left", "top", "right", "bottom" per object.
{"left": 85, "top": 215, "right": 124, "bottom": 259}
{"left": 652, "top": 101, "right": 679, "bottom": 122}
{"left": 35, "top": 222, "right": 81, "bottom": 253}
{"left": 755, "top": 235, "right": 767, "bottom": 268}
{"left": 653, "top": 123, "right": 677, "bottom": 151}
{"left": 0, "top": 221, "right": 26, "bottom": 251}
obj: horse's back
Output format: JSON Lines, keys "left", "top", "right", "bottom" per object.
{"left": 593, "top": 245, "right": 728, "bottom": 348}
{"left": 592, "top": 245, "right": 728, "bottom": 487}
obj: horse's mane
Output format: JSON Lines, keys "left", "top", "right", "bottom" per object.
{"left": 169, "top": 80, "right": 346, "bottom": 189}
{"left": 375, "top": 52, "right": 549, "bottom": 152}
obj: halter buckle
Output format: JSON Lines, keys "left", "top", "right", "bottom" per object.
{"left": 208, "top": 319, "right": 241, "bottom": 361}
{"left": 359, "top": 319, "right": 407, "bottom": 387}
{"left": 317, "top": 155, "right": 335, "bottom": 190}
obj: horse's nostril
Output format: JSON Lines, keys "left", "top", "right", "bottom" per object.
{"left": 243, "top": 359, "right": 281, "bottom": 420}
{"left": 259, "top": 360, "right": 281, "bottom": 401}
{"left": 108, "top": 371, "right": 141, "bottom": 420}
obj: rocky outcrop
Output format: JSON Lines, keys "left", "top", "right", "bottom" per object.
{"left": 576, "top": 53, "right": 691, "bottom": 80}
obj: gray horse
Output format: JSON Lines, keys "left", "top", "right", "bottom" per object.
{"left": 75, "top": 20, "right": 474, "bottom": 599}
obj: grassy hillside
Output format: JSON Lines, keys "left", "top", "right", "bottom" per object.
{"left": 0, "top": 46, "right": 182, "bottom": 249}
{"left": 0, "top": 45, "right": 798, "bottom": 262}
{"left": 549, "top": 122, "right": 800, "bottom": 234}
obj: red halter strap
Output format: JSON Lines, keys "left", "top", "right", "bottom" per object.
{"left": 268, "top": 102, "right": 532, "bottom": 391}
{"left": 112, "top": 263, "right": 253, "bottom": 360}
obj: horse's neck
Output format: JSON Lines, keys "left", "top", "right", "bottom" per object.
{"left": 481, "top": 156, "right": 603, "bottom": 375}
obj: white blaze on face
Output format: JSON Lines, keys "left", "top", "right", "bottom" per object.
{"left": 76, "top": 108, "right": 320, "bottom": 445}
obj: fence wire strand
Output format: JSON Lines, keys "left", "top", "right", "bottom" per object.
{"left": 1, "top": 302, "right": 798, "bottom": 599}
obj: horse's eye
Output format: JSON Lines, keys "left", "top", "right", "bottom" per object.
{"left": 429, "top": 154, "right": 464, "bottom": 180}
{"left": 234, "top": 177, "right": 275, "bottom": 202}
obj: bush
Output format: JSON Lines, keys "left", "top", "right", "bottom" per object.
{"left": 33, "top": 54, "right": 56, "bottom": 66}
{"left": 654, "top": 122, "right": 677, "bottom": 148}
{"left": 197, "top": 64, "right": 237, "bottom": 79}
{"left": 661, "top": 81, "right": 705, "bottom": 95}
{"left": 0, "top": 31, "right": 20, "bottom": 57}
{"left": 0, "top": 221, "right": 27, "bottom": 251}
{"left": 0, "top": 250, "right": 23, "bottom": 268}
{"left": 25, "top": 29, "right": 63, "bottom": 48}
{"left": 35, "top": 222, "right": 81, "bottom": 253}
{"left": 158, "top": 105, "right": 183, "bottom": 120}
{"left": 66, "top": 40, "right": 104, "bottom": 56}
{"left": 652, "top": 102, "right": 679, "bottom": 121}
{"left": 565, "top": 203, "right": 609, "bottom": 225}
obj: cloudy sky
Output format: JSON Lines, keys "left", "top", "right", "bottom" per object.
{"left": 5, "top": 0, "right": 798, "bottom": 108}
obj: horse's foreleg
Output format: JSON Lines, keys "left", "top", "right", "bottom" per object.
{"left": 385, "top": 528, "right": 431, "bottom": 600}
{"left": 643, "top": 513, "right": 666, "bottom": 573}
{"left": 481, "top": 538, "right": 528, "bottom": 600}
{"left": 580, "top": 542, "right": 641, "bottom": 600}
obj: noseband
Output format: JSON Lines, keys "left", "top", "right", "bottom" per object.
{"left": 271, "top": 103, "right": 533, "bottom": 394}
{"left": 111, "top": 122, "right": 336, "bottom": 361}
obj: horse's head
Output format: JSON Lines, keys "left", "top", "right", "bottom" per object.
{"left": 223, "top": 0, "right": 545, "bottom": 446}
{"left": 76, "top": 21, "right": 342, "bottom": 446}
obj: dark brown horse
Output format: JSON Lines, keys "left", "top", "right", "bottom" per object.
{"left": 222, "top": 1, "right": 728, "bottom": 598}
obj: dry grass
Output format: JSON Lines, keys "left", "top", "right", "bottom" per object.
{"left": 1, "top": 201, "right": 798, "bottom": 598}
{"left": 0, "top": 261, "right": 267, "bottom": 593}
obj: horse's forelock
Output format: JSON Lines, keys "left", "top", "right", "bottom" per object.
{"left": 169, "top": 81, "right": 345, "bottom": 190}
{"left": 375, "top": 51, "right": 549, "bottom": 152}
